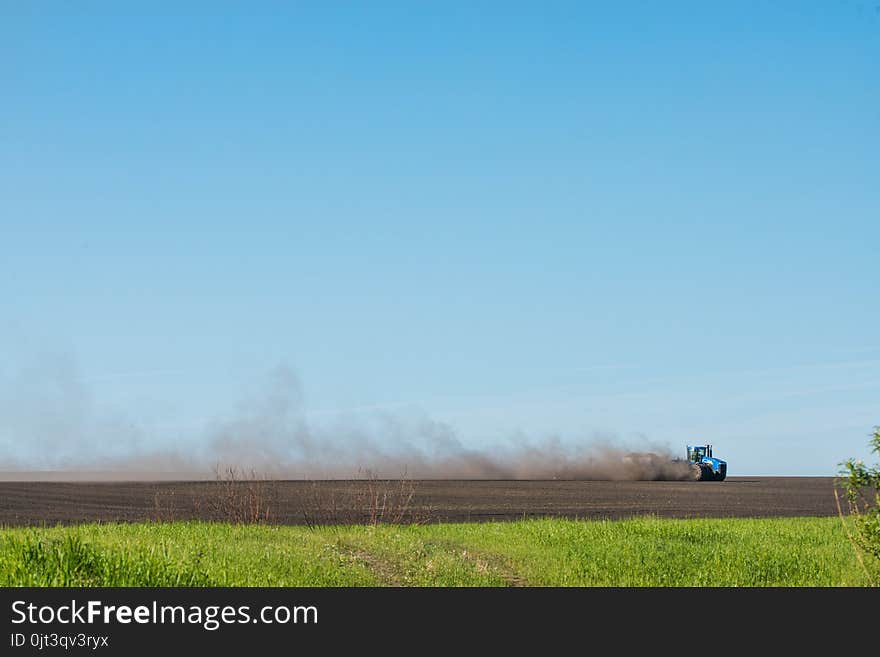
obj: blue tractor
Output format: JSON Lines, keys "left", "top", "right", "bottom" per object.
{"left": 687, "top": 444, "right": 727, "bottom": 481}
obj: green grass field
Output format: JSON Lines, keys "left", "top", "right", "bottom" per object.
{"left": 1, "top": 516, "right": 877, "bottom": 586}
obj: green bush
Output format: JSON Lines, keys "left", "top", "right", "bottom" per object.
{"left": 838, "top": 426, "right": 880, "bottom": 577}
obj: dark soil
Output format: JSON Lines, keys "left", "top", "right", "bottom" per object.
{"left": 0, "top": 477, "right": 841, "bottom": 527}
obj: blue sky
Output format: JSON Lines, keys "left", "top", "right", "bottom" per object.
{"left": 2, "top": 2, "right": 878, "bottom": 475}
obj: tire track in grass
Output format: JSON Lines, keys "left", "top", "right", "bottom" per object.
{"left": 423, "top": 540, "right": 528, "bottom": 586}
{"left": 331, "top": 533, "right": 520, "bottom": 586}
{"left": 333, "top": 541, "right": 405, "bottom": 586}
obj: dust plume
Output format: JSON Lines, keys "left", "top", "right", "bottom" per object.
{"left": 0, "top": 360, "right": 693, "bottom": 481}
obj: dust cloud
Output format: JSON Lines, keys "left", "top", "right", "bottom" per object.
{"left": 0, "top": 360, "right": 693, "bottom": 481}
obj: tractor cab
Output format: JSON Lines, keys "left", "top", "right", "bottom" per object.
{"left": 687, "top": 445, "right": 712, "bottom": 462}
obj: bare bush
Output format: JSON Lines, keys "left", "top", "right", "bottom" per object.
{"left": 151, "top": 487, "right": 180, "bottom": 523}
{"left": 298, "top": 469, "right": 429, "bottom": 527}
{"left": 357, "top": 469, "right": 419, "bottom": 525}
{"left": 197, "top": 464, "right": 280, "bottom": 524}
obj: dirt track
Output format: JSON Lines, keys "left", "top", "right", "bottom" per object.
{"left": 0, "top": 477, "right": 841, "bottom": 527}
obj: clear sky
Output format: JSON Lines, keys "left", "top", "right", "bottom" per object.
{"left": 2, "top": 2, "right": 878, "bottom": 475}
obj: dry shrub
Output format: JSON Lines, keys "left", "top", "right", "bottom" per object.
{"left": 151, "top": 488, "right": 180, "bottom": 523}
{"left": 197, "top": 464, "right": 280, "bottom": 525}
{"left": 299, "top": 469, "right": 429, "bottom": 528}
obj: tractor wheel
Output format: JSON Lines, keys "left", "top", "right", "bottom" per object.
{"left": 691, "top": 464, "right": 706, "bottom": 481}
{"left": 715, "top": 471, "right": 726, "bottom": 482}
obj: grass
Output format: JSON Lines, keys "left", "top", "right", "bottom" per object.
{"left": 1, "top": 516, "right": 876, "bottom": 586}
